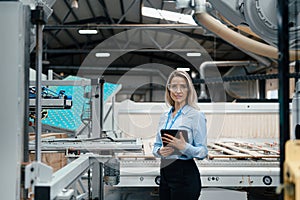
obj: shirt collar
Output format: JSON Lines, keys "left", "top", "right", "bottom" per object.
{"left": 165, "top": 104, "right": 191, "bottom": 116}
{"left": 181, "top": 104, "right": 191, "bottom": 115}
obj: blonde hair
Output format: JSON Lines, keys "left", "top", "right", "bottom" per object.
{"left": 165, "top": 70, "right": 199, "bottom": 110}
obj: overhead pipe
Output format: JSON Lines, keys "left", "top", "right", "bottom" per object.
{"left": 194, "top": 12, "right": 279, "bottom": 59}
{"left": 231, "top": 44, "right": 273, "bottom": 68}
{"left": 193, "top": 4, "right": 300, "bottom": 60}
{"left": 199, "top": 60, "right": 255, "bottom": 99}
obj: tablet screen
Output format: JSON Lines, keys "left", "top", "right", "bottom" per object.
{"left": 160, "top": 129, "right": 188, "bottom": 146}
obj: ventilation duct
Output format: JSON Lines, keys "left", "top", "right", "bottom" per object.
{"left": 193, "top": 0, "right": 300, "bottom": 60}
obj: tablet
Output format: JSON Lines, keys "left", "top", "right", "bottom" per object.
{"left": 160, "top": 129, "right": 188, "bottom": 146}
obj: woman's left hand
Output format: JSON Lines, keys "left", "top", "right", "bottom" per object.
{"left": 163, "top": 132, "right": 186, "bottom": 150}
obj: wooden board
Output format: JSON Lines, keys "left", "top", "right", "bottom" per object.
{"left": 208, "top": 142, "right": 279, "bottom": 160}
{"left": 243, "top": 143, "right": 279, "bottom": 155}
{"left": 29, "top": 133, "right": 68, "bottom": 172}
{"left": 208, "top": 143, "right": 251, "bottom": 158}
{"left": 29, "top": 132, "right": 67, "bottom": 141}
{"left": 29, "top": 152, "right": 67, "bottom": 172}
{"left": 215, "top": 142, "right": 271, "bottom": 158}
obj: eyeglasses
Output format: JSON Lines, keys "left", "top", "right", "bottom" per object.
{"left": 167, "top": 84, "right": 188, "bottom": 92}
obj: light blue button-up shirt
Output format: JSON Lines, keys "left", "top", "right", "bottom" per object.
{"left": 152, "top": 104, "right": 208, "bottom": 160}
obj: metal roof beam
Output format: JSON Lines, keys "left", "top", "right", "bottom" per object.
{"left": 63, "top": 0, "right": 80, "bottom": 21}
{"left": 44, "top": 24, "right": 203, "bottom": 30}
{"left": 51, "top": 12, "right": 81, "bottom": 49}
{"left": 117, "top": 0, "right": 138, "bottom": 24}
{"left": 43, "top": 48, "right": 232, "bottom": 54}
{"left": 98, "top": 0, "right": 115, "bottom": 24}
{"left": 139, "top": 0, "right": 143, "bottom": 23}
{"left": 44, "top": 9, "right": 73, "bottom": 48}
{"left": 86, "top": 0, "right": 96, "bottom": 18}
{"left": 45, "top": 31, "right": 66, "bottom": 47}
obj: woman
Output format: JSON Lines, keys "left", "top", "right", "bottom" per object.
{"left": 152, "top": 70, "right": 208, "bottom": 200}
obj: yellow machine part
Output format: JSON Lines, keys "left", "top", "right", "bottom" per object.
{"left": 284, "top": 140, "right": 300, "bottom": 200}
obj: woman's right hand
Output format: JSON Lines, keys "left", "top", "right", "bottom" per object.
{"left": 159, "top": 146, "right": 174, "bottom": 157}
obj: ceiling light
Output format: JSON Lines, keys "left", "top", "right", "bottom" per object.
{"left": 177, "top": 67, "right": 190, "bottom": 71}
{"left": 142, "top": 7, "right": 196, "bottom": 25}
{"left": 95, "top": 53, "right": 110, "bottom": 58}
{"left": 78, "top": 29, "right": 98, "bottom": 34}
{"left": 71, "top": 0, "right": 78, "bottom": 9}
{"left": 186, "top": 52, "right": 201, "bottom": 57}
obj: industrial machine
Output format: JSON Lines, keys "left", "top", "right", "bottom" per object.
{"left": 26, "top": 100, "right": 283, "bottom": 200}
{"left": 112, "top": 101, "right": 280, "bottom": 199}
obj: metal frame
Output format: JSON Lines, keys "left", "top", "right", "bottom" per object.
{"left": 28, "top": 137, "right": 143, "bottom": 151}
{"left": 117, "top": 165, "right": 279, "bottom": 187}
{"left": 277, "top": 1, "right": 290, "bottom": 199}
{"left": 29, "top": 78, "right": 121, "bottom": 137}
{"left": 29, "top": 98, "right": 72, "bottom": 110}
{"left": 26, "top": 154, "right": 111, "bottom": 200}
{"left": 117, "top": 102, "right": 287, "bottom": 114}
{"left": 117, "top": 138, "right": 280, "bottom": 188}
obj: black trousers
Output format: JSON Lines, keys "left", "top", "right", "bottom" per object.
{"left": 159, "top": 159, "right": 201, "bottom": 200}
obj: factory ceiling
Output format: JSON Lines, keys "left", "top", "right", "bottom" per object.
{"left": 38, "top": 0, "right": 271, "bottom": 80}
